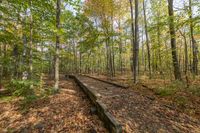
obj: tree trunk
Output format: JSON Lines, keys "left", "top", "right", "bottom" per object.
{"left": 29, "top": 0, "right": 33, "bottom": 80}
{"left": 167, "top": 0, "right": 182, "bottom": 80}
{"left": 54, "top": 0, "right": 61, "bottom": 90}
{"left": 0, "top": 45, "right": 2, "bottom": 84}
{"left": 133, "top": 0, "right": 139, "bottom": 83}
{"left": 143, "top": 0, "right": 151, "bottom": 78}
{"left": 79, "top": 52, "right": 82, "bottom": 74}
{"left": 179, "top": 30, "right": 188, "bottom": 74}
{"left": 189, "top": 0, "right": 198, "bottom": 75}
{"left": 129, "top": 0, "right": 137, "bottom": 82}
{"left": 13, "top": 44, "right": 19, "bottom": 79}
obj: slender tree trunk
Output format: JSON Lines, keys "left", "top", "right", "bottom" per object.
{"left": 133, "top": 0, "right": 139, "bottom": 83}
{"left": 105, "top": 40, "right": 109, "bottom": 76}
{"left": 21, "top": 10, "right": 28, "bottom": 80}
{"left": 184, "top": 37, "right": 188, "bottom": 74}
{"left": 13, "top": 44, "right": 19, "bottom": 79}
{"left": 143, "top": 0, "right": 151, "bottom": 78}
{"left": 80, "top": 52, "right": 82, "bottom": 74}
{"left": 141, "top": 28, "right": 144, "bottom": 71}
{"left": 109, "top": 42, "right": 113, "bottom": 77}
{"left": 0, "top": 45, "right": 2, "bottom": 84}
{"left": 73, "top": 39, "right": 77, "bottom": 73}
{"left": 129, "top": 0, "right": 137, "bottom": 82}
{"left": 29, "top": 0, "right": 33, "bottom": 80}
{"left": 54, "top": 0, "right": 61, "bottom": 90}
{"left": 157, "top": 20, "right": 162, "bottom": 73}
{"left": 167, "top": 0, "right": 182, "bottom": 80}
{"left": 119, "top": 38, "right": 123, "bottom": 75}
{"left": 3, "top": 43, "right": 8, "bottom": 78}
{"left": 111, "top": 17, "right": 115, "bottom": 77}
{"left": 189, "top": 0, "right": 198, "bottom": 75}
{"left": 179, "top": 30, "right": 188, "bottom": 74}
{"left": 117, "top": 20, "right": 123, "bottom": 75}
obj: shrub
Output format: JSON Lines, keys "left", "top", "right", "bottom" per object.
{"left": 9, "top": 80, "right": 39, "bottom": 96}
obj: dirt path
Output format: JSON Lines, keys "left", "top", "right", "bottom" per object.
{"left": 78, "top": 75, "right": 200, "bottom": 133}
{"left": 0, "top": 79, "right": 108, "bottom": 133}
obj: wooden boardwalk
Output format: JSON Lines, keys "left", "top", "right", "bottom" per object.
{"left": 70, "top": 75, "right": 200, "bottom": 133}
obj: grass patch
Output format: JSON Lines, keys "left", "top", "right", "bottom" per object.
{"left": 187, "top": 85, "right": 200, "bottom": 96}
{"left": 155, "top": 81, "right": 185, "bottom": 97}
{"left": 0, "top": 95, "right": 15, "bottom": 102}
{"left": 174, "top": 96, "right": 188, "bottom": 108}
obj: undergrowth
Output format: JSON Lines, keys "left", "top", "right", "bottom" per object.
{"left": 155, "top": 80, "right": 185, "bottom": 96}
{"left": 7, "top": 79, "right": 57, "bottom": 112}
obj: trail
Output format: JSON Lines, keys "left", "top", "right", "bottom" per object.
{"left": 77, "top": 75, "right": 200, "bottom": 133}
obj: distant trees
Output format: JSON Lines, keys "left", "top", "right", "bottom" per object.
{"left": 0, "top": 0, "right": 199, "bottom": 86}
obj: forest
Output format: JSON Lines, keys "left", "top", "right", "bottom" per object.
{"left": 0, "top": 0, "right": 200, "bottom": 132}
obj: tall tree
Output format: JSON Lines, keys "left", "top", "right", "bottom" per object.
{"left": 29, "top": 0, "right": 33, "bottom": 79}
{"left": 167, "top": 0, "right": 182, "bottom": 80}
{"left": 129, "top": 0, "right": 135, "bottom": 74}
{"left": 189, "top": 0, "right": 198, "bottom": 75}
{"left": 133, "top": 0, "right": 139, "bottom": 83}
{"left": 179, "top": 30, "right": 188, "bottom": 74}
{"left": 54, "top": 0, "right": 61, "bottom": 90}
{"left": 143, "top": 0, "right": 151, "bottom": 78}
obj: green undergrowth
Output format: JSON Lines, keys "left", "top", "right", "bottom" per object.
{"left": 0, "top": 95, "right": 15, "bottom": 102}
{"left": 5, "top": 79, "right": 57, "bottom": 112}
{"left": 174, "top": 96, "right": 188, "bottom": 108}
{"left": 187, "top": 85, "right": 200, "bottom": 96}
{"left": 155, "top": 80, "right": 200, "bottom": 97}
{"left": 155, "top": 81, "right": 185, "bottom": 96}
{"left": 154, "top": 80, "right": 200, "bottom": 108}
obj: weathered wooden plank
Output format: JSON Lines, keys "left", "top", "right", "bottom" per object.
{"left": 82, "top": 75, "right": 128, "bottom": 89}
{"left": 67, "top": 75, "right": 122, "bottom": 133}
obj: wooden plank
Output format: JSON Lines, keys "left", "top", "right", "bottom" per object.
{"left": 82, "top": 74, "right": 129, "bottom": 89}
{"left": 67, "top": 75, "right": 122, "bottom": 133}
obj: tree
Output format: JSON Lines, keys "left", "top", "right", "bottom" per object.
{"left": 29, "top": 0, "right": 33, "bottom": 79}
{"left": 189, "top": 0, "right": 198, "bottom": 75}
{"left": 133, "top": 0, "right": 139, "bottom": 83}
{"left": 143, "top": 0, "right": 151, "bottom": 78}
{"left": 167, "top": 0, "right": 182, "bottom": 80}
{"left": 54, "top": 0, "right": 61, "bottom": 90}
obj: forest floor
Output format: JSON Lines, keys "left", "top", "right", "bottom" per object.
{"left": 0, "top": 74, "right": 199, "bottom": 133}
{"left": 0, "top": 79, "right": 107, "bottom": 133}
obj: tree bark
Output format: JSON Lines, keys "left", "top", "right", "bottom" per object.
{"left": 189, "top": 0, "right": 198, "bottom": 75}
{"left": 29, "top": 0, "right": 33, "bottom": 80}
{"left": 167, "top": 0, "right": 182, "bottom": 80}
{"left": 143, "top": 0, "right": 151, "bottom": 78}
{"left": 133, "top": 0, "right": 139, "bottom": 83}
{"left": 129, "top": 0, "right": 137, "bottom": 83}
{"left": 54, "top": 0, "right": 61, "bottom": 90}
{"left": 179, "top": 30, "right": 188, "bottom": 74}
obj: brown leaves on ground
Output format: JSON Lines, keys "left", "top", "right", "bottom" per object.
{"left": 0, "top": 79, "right": 108, "bottom": 133}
